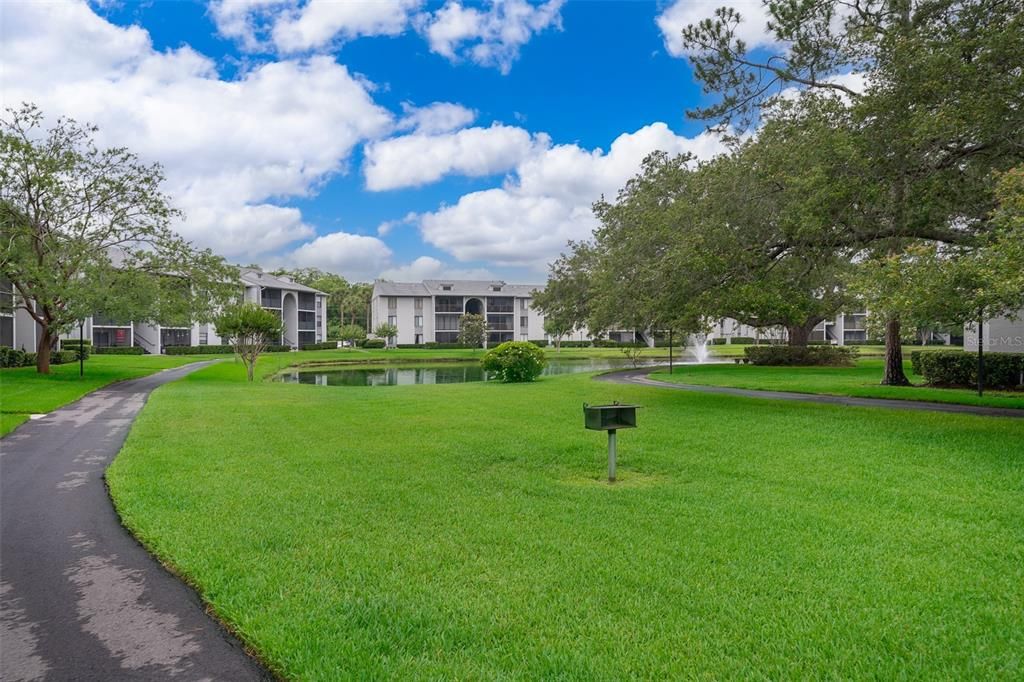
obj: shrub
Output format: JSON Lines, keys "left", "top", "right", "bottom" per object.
{"left": 745, "top": 345, "right": 858, "bottom": 366}
{"left": 49, "top": 350, "right": 80, "bottom": 365}
{"left": 93, "top": 346, "right": 145, "bottom": 355}
{"left": 164, "top": 344, "right": 291, "bottom": 355}
{"left": 361, "top": 338, "right": 386, "bottom": 349}
{"left": 0, "top": 347, "right": 28, "bottom": 367}
{"left": 423, "top": 342, "right": 475, "bottom": 349}
{"left": 166, "top": 345, "right": 235, "bottom": 355}
{"left": 62, "top": 339, "right": 91, "bottom": 359}
{"left": 528, "top": 339, "right": 549, "bottom": 347}
{"left": 299, "top": 341, "right": 338, "bottom": 351}
{"left": 912, "top": 350, "right": 1024, "bottom": 389}
{"left": 481, "top": 341, "right": 548, "bottom": 382}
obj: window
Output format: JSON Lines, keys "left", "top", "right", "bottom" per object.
{"left": 261, "top": 288, "right": 282, "bottom": 308}
{"left": 435, "top": 296, "right": 462, "bottom": 313}
{"left": 414, "top": 315, "right": 423, "bottom": 328}
{"left": 388, "top": 315, "right": 397, "bottom": 326}
{"left": 521, "top": 298, "right": 529, "bottom": 311}
{"left": 414, "top": 297, "right": 423, "bottom": 311}
{"left": 441, "top": 284, "right": 452, "bottom": 291}
{"left": 316, "top": 297, "right": 322, "bottom": 310}
{"left": 491, "top": 285, "right": 502, "bottom": 292}
{"left": 0, "top": 278, "right": 13, "bottom": 314}
{"left": 160, "top": 328, "right": 191, "bottom": 348}
{"left": 299, "top": 311, "right": 316, "bottom": 330}
{"left": 487, "top": 296, "right": 514, "bottom": 313}
{"left": 520, "top": 316, "right": 528, "bottom": 330}
{"left": 298, "top": 292, "right": 315, "bottom": 310}
{"left": 298, "top": 331, "right": 316, "bottom": 347}
{"left": 199, "top": 327, "right": 208, "bottom": 345}
{"left": 487, "top": 314, "right": 514, "bottom": 331}
{"left": 388, "top": 296, "right": 397, "bottom": 310}
{"left": 435, "top": 314, "right": 460, "bottom": 331}
{"left": 488, "top": 331, "right": 513, "bottom": 344}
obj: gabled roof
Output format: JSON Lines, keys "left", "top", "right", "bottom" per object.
{"left": 374, "top": 279, "right": 545, "bottom": 298}
{"left": 239, "top": 268, "right": 327, "bottom": 295}
{"left": 373, "top": 280, "right": 432, "bottom": 296}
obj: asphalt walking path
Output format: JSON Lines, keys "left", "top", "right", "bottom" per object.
{"left": 1, "top": 362, "right": 271, "bottom": 681}
{"left": 597, "top": 366, "right": 1024, "bottom": 418}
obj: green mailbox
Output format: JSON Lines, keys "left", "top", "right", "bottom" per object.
{"left": 583, "top": 402, "right": 640, "bottom": 482}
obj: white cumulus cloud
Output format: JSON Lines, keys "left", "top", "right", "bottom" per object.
{"left": 397, "top": 101, "right": 477, "bottom": 134}
{"left": 416, "top": 123, "right": 730, "bottom": 266}
{"left": 378, "top": 256, "right": 495, "bottom": 281}
{"left": 363, "top": 124, "right": 546, "bottom": 191}
{"left": 419, "top": 0, "right": 564, "bottom": 74}
{"left": 284, "top": 231, "right": 394, "bottom": 280}
{"left": 1, "top": 0, "right": 393, "bottom": 260}
{"left": 656, "top": 0, "right": 777, "bottom": 57}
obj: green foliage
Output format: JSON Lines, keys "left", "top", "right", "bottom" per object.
{"left": 62, "top": 339, "right": 91, "bottom": 360}
{"left": 745, "top": 345, "right": 858, "bottom": 367}
{"left": 215, "top": 303, "right": 284, "bottom": 381}
{"left": 360, "top": 338, "right": 386, "bottom": 349}
{"left": 481, "top": 341, "right": 548, "bottom": 382}
{"left": 339, "top": 323, "right": 366, "bottom": 344}
{"left": 458, "top": 313, "right": 487, "bottom": 348}
{"left": 0, "top": 346, "right": 28, "bottom": 367}
{"left": 373, "top": 323, "right": 397, "bottom": 344}
{"left": 299, "top": 341, "right": 338, "bottom": 351}
{"left": 93, "top": 346, "right": 145, "bottom": 355}
{"left": 0, "top": 103, "right": 239, "bottom": 373}
{"left": 912, "top": 350, "right": 1024, "bottom": 389}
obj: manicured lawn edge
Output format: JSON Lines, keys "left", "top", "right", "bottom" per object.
{"left": 648, "top": 359, "right": 1024, "bottom": 410}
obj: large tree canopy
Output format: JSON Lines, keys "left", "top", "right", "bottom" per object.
{"left": 679, "top": 0, "right": 1024, "bottom": 382}
{"left": 1, "top": 104, "right": 239, "bottom": 372}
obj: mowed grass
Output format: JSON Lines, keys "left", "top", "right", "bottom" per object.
{"left": 0, "top": 354, "right": 223, "bottom": 435}
{"left": 651, "top": 358, "right": 1024, "bottom": 409}
{"left": 108, "top": 360, "right": 1024, "bottom": 679}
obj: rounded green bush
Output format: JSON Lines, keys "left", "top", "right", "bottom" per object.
{"left": 481, "top": 341, "right": 548, "bottom": 383}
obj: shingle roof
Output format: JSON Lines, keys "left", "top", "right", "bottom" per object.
{"left": 374, "top": 279, "right": 545, "bottom": 298}
{"left": 239, "top": 268, "right": 327, "bottom": 295}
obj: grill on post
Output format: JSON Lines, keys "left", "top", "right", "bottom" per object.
{"left": 583, "top": 402, "right": 640, "bottom": 482}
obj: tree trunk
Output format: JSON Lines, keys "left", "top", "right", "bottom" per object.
{"left": 786, "top": 324, "right": 811, "bottom": 347}
{"left": 881, "top": 316, "right": 910, "bottom": 386}
{"left": 246, "top": 359, "right": 255, "bottom": 382}
{"left": 35, "top": 325, "right": 53, "bottom": 374}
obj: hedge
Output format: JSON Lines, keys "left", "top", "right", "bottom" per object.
{"left": 422, "top": 342, "right": 476, "bottom": 349}
{"left": 745, "top": 345, "right": 858, "bottom": 366}
{"left": 62, "top": 339, "right": 91, "bottom": 359}
{"left": 911, "top": 350, "right": 1024, "bottom": 389}
{"left": 0, "top": 347, "right": 29, "bottom": 367}
{"left": 361, "top": 339, "right": 386, "bottom": 349}
{"left": 93, "top": 346, "right": 145, "bottom": 355}
{"left": 164, "top": 344, "right": 291, "bottom": 355}
{"left": 299, "top": 341, "right": 338, "bottom": 351}
{"left": 528, "top": 339, "right": 549, "bottom": 347}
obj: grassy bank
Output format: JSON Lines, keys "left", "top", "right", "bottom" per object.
{"left": 650, "top": 358, "right": 1024, "bottom": 409}
{"left": 108, "top": 360, "right": 1024, "bottom": 679}
{"left": 0, "top": 354, "right": 218, "bottom": 435}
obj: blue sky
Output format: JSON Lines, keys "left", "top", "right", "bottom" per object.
{"left": 2, "top": 1, "right": 776, "bottom": 282}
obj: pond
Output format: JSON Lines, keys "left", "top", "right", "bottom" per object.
{"left": 275, "top": 357, "right": 679, "bottom": 387}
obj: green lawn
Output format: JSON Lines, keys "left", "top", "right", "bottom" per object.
{"left": 650, "top": 358, "right": 1024, "bottom": 409}
{"left": 0, "top": 354, "right": 220, "bottom": 435}
{"left": 107, "top": 359, "right": 1024, "bottom": 679}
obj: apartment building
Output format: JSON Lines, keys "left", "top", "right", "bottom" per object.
{"left": 56, "top": 269, "right": 329, "bottom": 354}
{"left": 371, "top": 280, "right": 546, "bottom": 346}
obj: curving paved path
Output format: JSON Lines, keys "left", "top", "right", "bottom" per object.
{"left": 1, "top": 362, "right": 270, "bottom": 681}
{"left": 597, "top": 367, "right": 1024, "bottom": 419}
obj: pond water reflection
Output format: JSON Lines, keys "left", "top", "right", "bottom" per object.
{"left": 275, "top": 358, "right": 673, "bottom": 387}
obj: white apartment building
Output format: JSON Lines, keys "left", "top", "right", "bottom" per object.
{"left": 371, "top": 280, "right": 546, "bottom": 346}
{"left": 56, "top": 269, "right": 328, "bottom": 354}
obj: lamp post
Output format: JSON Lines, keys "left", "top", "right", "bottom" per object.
{"left": 668, "top": 329, "right": 673, "bottom": 375}
{"left": 977, "top": 311, "right": 985, "bottom": 397}
{"left": 79, "top": 320, "right": 84, "bottom": 377}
